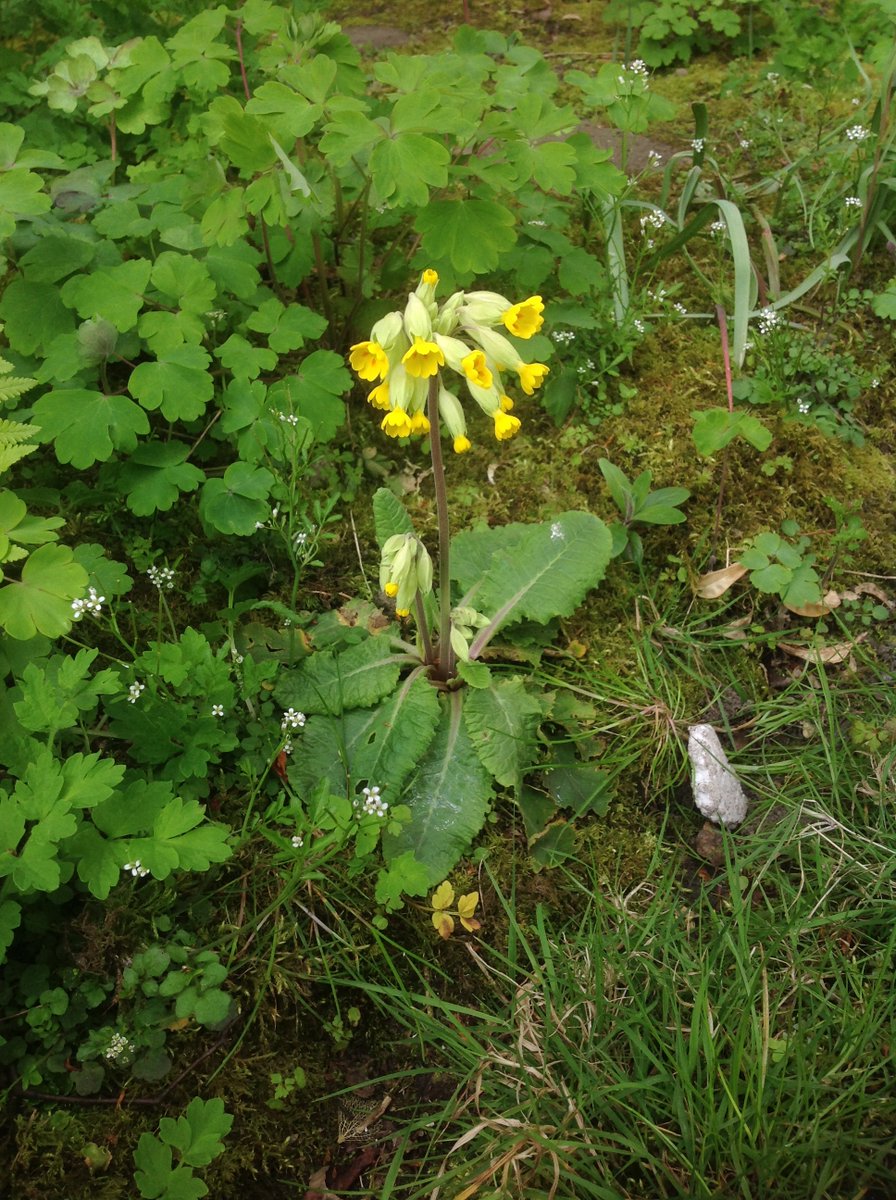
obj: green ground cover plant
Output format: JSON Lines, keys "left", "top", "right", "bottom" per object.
{"left": 1, "top": 0, "right": 895, "bottom": 1194}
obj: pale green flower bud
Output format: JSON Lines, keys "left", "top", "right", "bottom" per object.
{"left": 387, "top": 362, "right": 423, "bottom": 413}
{"left": 403, "top": 293, "right": 432, "bottom": 340}
{"left": 452, "top": 606, "right": 490, "bottom": 629}
{"left": 460, "top": 291, "right": 512, "bottom": 325}
{"left": 432, "top": 290, "right": 465, "bottom": 335}
{"left": 465, "top": 375, "right": 503, "bottom": 418}
{"left": 450, "top": 624, "right": 471, "bottom": 662}
{"left": 415, "top": 542, "right": 433, "bottom": 596}
{"left": 433, "top": 333, "right": 472, "bottom": 373}
{"left": 437, "top": 384, "right": 468, "bottom": 441}
{"left": 464, "top": 323, "right": 522, "bottom": 371}
{"left": 414, "top": 268, "right": 440, "bottom": 317}
{"left": 370, "top": 311, "right": 404, "bottom": 351}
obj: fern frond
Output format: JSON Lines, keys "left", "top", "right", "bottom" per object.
{"left": 0, "top": 418, "right": 41, "bottom": 475}
{"left": 0, "top": 356, "right": 38, "bottom": 406}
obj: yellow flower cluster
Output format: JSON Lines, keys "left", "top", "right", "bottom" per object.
{"left": 348, "top": 271, "right": 549, "bottom": 452}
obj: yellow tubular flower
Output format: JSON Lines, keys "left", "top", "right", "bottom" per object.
{"left": 409, "top": 410, "right": 431, "bottom": 435}
{"left": 493, "top": 410, "right": 522, "bottom": 440}
{"left": 381, "top": 407, "right": 413, "bottom": 438}
{"left": 453, "top": 435, "right": 472, "bottom": 453}
{"left": 349, "top": 340, "right": 388, "bottom": 381}
{"left": 367, "top": 381, "right": 391, "bottom": 410}
{"left": 517, "top": 362, "right": 550, "bottom": 395}
{"left": 402, "top": 336, "right": 445, "bottom": 379}
{"left": 499, "top": 395, "right": 514, "bottom": 411}
{"left": 396, "top": 608, "right": 410, "bottom": 617}
{"left": 461, "top": 349, "right": 493, "bottom": 389}
{"left": 422, "top": 269, "right": 438, "bottom": 285}
{"left": 502, "top": 295, "right": 545, "bottom": 339}
{"left": 384, "top": 582, "right": 399, "bottom": 597}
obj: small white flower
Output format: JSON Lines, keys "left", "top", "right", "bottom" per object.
{"left": 104, "top": 1032, "right": 135, "bottom": 1061}
{"left": 527, "top": 219, "right": 547, "bottom": 227}
{"left": 640, "top": 210, "right": 666, "bottom": 232}
{"left": 871, "top": 378, "right": 880, "bottom": 388}
{"left": 357, "top": 784, "right": 388, "bottom": 817}
{"left": 851, "top": 97, "right": 861, "bottom": 106}
{"left": 281, "top": 708, "right": 306, "bottom": 731}
{"left": 294, "top": 531, "right": 308, "bottom": 547}
{"left": 844, "top": 195, "right": 863, "bottom": 208}
{"left": 739, "top": 138, "right": 752, "bottom": 149}
{"left": 291, "top": 834, "right": 304, "bottom": 848}
{"left": 797, "top": 398, "right": 811, "bottom": 413}
{"left": 674, "top": 302, "right": 688, "bottom": 315}
{"left": 766, "top": 72, "right": 779, "bottom": 82}
{"left": 551, "top": 329, "right": 575, "bottom": 344}
{"left": 757, "top": 306, "right": 780, "bottom": 335}
{"left": 647, "top": 149, "right": 663, "bottom": 166}
{"left": 147, "top": 564, "right": 175, "bottom": 591}
{"left": 123, "top": 860, "right": 149, "bottom": 879}
{"left": 127, "top": 681, "right": 145, "bottom": 704}
{"left": 72, "top": 587, "right": 105, "bottom": 620}
{"left": 691, "top": 137, "right": 705, "bottom": 153}
{"left": 282, "top": 736, "right": 293, "bottom": 755}
{"left": 211, "top": 704, "right": 225, "bottom": 718}
{"left": 633, "top": 318, "right": 646, "bottom": 334}
{"left": 709, "top": 219, "right": 726, "bottom": 236}
{"left": 846, "top": 125, "right": 869, "bottom": 142}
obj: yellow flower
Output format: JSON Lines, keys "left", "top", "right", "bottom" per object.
{"left": 409, "top": 410, "right": 431, "bottom": 435}
{"left": 493, "top": 410, "right": 522, "bottom": 440}
{"left": 396, "top": 608, "right": 410, "bottom": 617}
{"left": 453, "top": 435, "right": 472, "bottom": 453}
{"left": 499, "top": 395, "right": 514, "bottom": 411}
{"left": 384, "top": 581, "right": 399, "bottom": 597}
{"left": 381, "top": 407, "right": 413, "bottom": 438}
{"left": 402, "top": 336, "right": 445, "bottom": 378}
{"left": 502, "top": 296, "right": 544, "bottom": 339}
{"left": 517, "top": 361, "right": 549, "bottom": 395}
{"left": 367, "top": 381, "right": 391, "bottom": 410}
{"left": 349, "top": 340, "right": 388, "bottom": 381}
{"left": 422, "top": 269, "right": 438, "bottom": 286}
{"left": 461, "top": 349, "right": 493, "bottom": 389}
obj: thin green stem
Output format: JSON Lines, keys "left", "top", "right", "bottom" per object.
{"left": 426, "top": 376, "right": 454, "bottom": 679}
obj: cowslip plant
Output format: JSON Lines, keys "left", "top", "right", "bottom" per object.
{"left": 274, "top": 273, "right": 613, "bottom": 904}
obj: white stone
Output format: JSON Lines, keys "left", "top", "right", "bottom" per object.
{"left": 687, "top": 724, "right": 748, "bottom": 827}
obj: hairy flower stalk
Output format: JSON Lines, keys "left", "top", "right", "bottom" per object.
{"left": 348, "top": 271, "right": 549, "bottom": 678}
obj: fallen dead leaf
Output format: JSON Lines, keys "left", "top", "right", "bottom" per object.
{"left": 779, "top": 634, "right": 866, "bottom": 665}
{"left": 784, "top": 589, "right": 842, "bottom": 617}
{"left": 841, "top": 582, "right": 893, "bottom": 607}
{"left": 696, "top": 563, "right": 748, "bottom": 599}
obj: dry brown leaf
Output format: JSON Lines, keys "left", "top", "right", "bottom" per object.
{"left": 784, "top": 589, "right": 842, "bottom": 617}
{"left": 779, "top": 634, "right": 866, "bottom": 665}
{"left": 720, "top": 615, "right": 751, "bottom": 640}
{"left": 841, "top": 582, "right": 893, "bottom": 607}
{"left": 696, "top": 563, "right": 748, "bottom": 599}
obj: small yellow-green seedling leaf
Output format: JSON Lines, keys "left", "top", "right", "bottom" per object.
{"left": 456, "top": 891, "right": 479, "bottom": 920}
{"left": 432, "top": 910, "right": 455, "bottom": 939}
{"left": 430, "top": 880, "right": 454, "bottom": 911}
